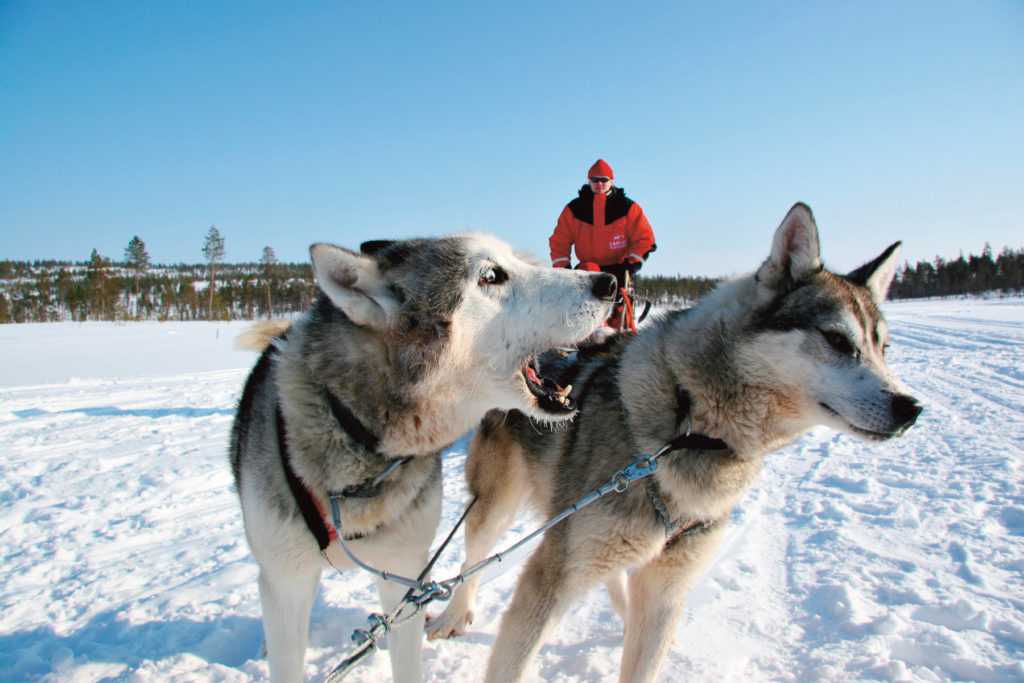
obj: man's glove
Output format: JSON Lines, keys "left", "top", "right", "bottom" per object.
{"left": 602, "top": 261, "right": 628, "bottom": 280}
{"left": 624, "top": 258, "right": 642, "bottom": 276}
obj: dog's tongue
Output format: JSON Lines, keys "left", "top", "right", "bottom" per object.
{"left": 526, "top": 364, "right": 573, "bottom": 408}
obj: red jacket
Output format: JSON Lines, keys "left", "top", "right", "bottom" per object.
{"left": 549, "top": 186, "right": 655, "bottom": 268}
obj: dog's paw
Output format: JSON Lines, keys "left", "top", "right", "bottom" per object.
{"left": 425, "top": 608, "right": 474, "bottom": 640}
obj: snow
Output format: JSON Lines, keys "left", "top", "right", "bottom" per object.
{"left": 1, "top": 299, "right": 1022, "bottom": 682}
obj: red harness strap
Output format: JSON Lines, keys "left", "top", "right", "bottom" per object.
{"left": 277, "top": 406, "right": 338, "bottom": 551}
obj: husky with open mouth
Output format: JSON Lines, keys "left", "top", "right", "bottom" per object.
{"left": 230, "top": 233, "right": 616, "bottom": 682}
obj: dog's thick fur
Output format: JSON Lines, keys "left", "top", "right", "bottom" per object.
{"left": 230, "top": 233, "right": 616, "bottom": 682}
{"left": 427, "top": 204, "right": 923, "bottom": 683}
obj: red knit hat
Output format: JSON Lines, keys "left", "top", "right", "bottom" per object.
{"left": 588, "top": 159, "right": 613, "bottom": 179}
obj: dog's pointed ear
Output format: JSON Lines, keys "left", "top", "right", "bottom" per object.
{"left": 310, "top": 243, "right": 401, "bottom": 329}
{"left": 756, "top": 203, "right": 823, "bottom": 288}
{"left": 847, "top": 241, "right": 902, "bottom": 305}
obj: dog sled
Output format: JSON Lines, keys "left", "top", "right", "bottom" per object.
{"left": 613, "top": 270, "right": 652, "bottom": 334}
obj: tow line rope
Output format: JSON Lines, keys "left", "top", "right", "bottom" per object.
{"left": 321, "top": 430, "right": 716, "bottom": 681}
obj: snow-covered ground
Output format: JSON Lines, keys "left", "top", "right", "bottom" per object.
{"left": 1, "top": 298, "right": 1022, "bottom": 682}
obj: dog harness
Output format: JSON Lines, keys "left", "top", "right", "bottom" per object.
{"left": 276, "top": 397, "right": 418, "bottom": 551}
{"left": 571, "top": 350, "right": 729, "bottom": 544}
{"left": 643, "top": 387, "right": 730, "bottom": 545}
{"left": 268, "top": 342, "right": 414, "bottom": 551}
{"left": 276, "top": 405, "right": 341, "bottom": 550}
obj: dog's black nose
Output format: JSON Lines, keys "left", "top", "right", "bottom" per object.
{"left": 592, "top": 273, "right": 617, "bottom": 302}
{"left": 892, "top": 394, "right": 923, "bottom": 427}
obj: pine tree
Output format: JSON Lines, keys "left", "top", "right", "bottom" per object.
{"left": 86, "top": 249, "right": 110, "bottom": 319}
{"left": 124, "top": 236, "right": 151, "bottom": 316}
{"left": 260, "top": 246, "right": 278, "bottom": 319}
{"left": 202, "top": 226, "right": 225, "bottom": 320}
{"left": 997, "top": 247, "right": 1023, "bottom": 291}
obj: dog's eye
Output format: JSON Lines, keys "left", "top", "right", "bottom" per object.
{"left": 479, "top": 267, "right": 508, "bottom": 286}
{"left": 820, "top": 329, "right": 855, "bottom": 356}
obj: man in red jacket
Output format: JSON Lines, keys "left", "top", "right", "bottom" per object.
{"left": 549, "top": 159, "right": 656, "bottom": 330}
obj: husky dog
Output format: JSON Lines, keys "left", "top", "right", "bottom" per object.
{"left": 230, "top": 233, "right": 616, "bottom": 683}
{"left": 427, "top": 204, "right": 923, "bottom": 683}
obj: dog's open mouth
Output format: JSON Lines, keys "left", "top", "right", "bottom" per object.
{"left": 522, "top": 358, "right": 575, "bottom": 415}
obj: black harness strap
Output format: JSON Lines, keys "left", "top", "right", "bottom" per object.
{"left": 664, "top": 519, "right": 719, "bottom": 550}
{"left": 672, "top": 387, "right": 729, "bottom": 452}
{"left": 326, "top": 390, "right": 381, "bottom": 454}
{"left": 644, "top": 477, "right": 677, "bottom": 536}
{"left": 270, "top": 348, "right": 405, "bottom": 549}
{"left": 335, "top": 455, "right": 415, "bottom": 500}
{"left": 278, "top": 399, "right": 398, "bottom": 550}
{"left": 644, "top": 387, "right": 729, "bottom": 540}
{"left": 665, "top": 429, "right": 731, "bottom": 453}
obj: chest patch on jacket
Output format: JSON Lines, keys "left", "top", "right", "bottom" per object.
{"left": 568, "top": 187, "right": 633, "bottom": 226}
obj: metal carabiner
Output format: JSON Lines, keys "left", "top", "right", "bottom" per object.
{"left": 622, "top": 455, "right": 658, "bottom": 481}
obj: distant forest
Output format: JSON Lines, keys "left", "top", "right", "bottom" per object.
{"left": 1, "top": 234, "right": 1021, "bottom": 323}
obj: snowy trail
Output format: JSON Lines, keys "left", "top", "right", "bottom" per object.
{"left": 1, "top": 300, "right": 1022, "bottom": 682}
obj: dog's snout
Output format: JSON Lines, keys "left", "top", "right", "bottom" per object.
{"left": 892, "top": 394, "right": 923, "bottom": 427}
{"left": 592, "top": 273, "right": 617, "bottom": 302}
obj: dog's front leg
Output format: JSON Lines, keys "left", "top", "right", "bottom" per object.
{"left": 258, "top": 563, "right": 322, "bottom": 683}
{"left": 376, "top": 574, "right": 427, "bottom": 683}
{"left": 425, "top": 496, "right": 514, "bottom": 639}
{"left": 363, "top": 482, "right": 442, "bottom": 683}
{"left": 428, "top": 441, "right": 529, "bottom": 640}
{"left": 605, "top": 570, "right": 630, "bottom": 626}
{"left": 484, "top": 536, "right": 582, "bottom": 683}
{"left": 619, "top": 523, "right": 727, "bottom": 683}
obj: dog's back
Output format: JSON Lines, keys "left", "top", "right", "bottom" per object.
{"left": 229, "top": 342, "right": 279, "bottom": 490}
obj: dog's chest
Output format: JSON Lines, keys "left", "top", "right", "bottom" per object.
{"left": 656, "top": 452, "right": 762, "bottom": 521}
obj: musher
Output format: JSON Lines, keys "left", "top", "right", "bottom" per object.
{"left": 549, "top": 159, "right": 656, "bottom": 331}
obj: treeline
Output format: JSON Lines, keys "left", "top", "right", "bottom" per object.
{"left": 0, "top": 227, "right": 322, "bottom": 323}
{"left": 635, "top": 241, "right": 1024, "bottom": 305}
{"left": 1, "top": 237, "right": 1021, "bottom": 323}
{"left": 0, "top": 260, "right": 719, "bottom": 323}
{"left": 890, "top": 244, "right": 1024, "bottom": 299}
{"left": 632, "top": 274, "right": 721, "bottom": 307}
{"left": 0, "top": 256, "right": 319, "bottom": 324}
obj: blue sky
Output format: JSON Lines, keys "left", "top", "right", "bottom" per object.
{"left": 1, "top": 1, "right": 1021, "bottom": 277}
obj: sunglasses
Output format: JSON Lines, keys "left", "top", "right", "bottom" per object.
{"left": 589, "top": 177, "right": 611, "bottom": 183}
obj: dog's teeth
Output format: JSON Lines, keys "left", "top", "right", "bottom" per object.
{"left": 557, "top": 384, "right": 573, "bottom": 398}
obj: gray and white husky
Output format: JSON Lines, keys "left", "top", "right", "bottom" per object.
{"left": 427, "top": 204, "right": 923, "bottom": 683}
{"left": 230, "top": 233, "right": 616, "bottom": 682}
